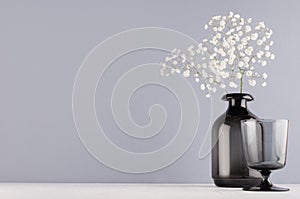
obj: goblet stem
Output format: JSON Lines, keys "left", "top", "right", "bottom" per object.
{"left": 260, "top": 169, "right": 273, "bottom": 190}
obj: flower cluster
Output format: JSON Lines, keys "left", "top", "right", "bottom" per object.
{"left": 161, "top": 12, "right": 275, "bottom": 97}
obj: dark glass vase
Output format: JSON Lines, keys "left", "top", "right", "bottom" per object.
{"left": 212, "top": 93, "right": 262, "bottom": 187}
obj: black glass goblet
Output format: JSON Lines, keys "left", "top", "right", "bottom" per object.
{"left": 241, "top": 119, "right": 289, "bottom": 191}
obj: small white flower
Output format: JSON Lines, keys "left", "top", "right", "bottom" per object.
{"left": 257, "top": 39, "right": 263, "bottom": 45}
{"left": 220, "top": 61, "right": 227, "bottom": 70}
{"left": 238, "top": 61, "right": 244, "bottom": 67}
{"left": 265, "top": 52, "right": 271, "bottom": 58}
{"left": 259, "top": 21, "right": 266, "bottom": 28}
{"left": 229, "top": 81, "right": 238, "bottom": 88}
{"left": 261, "top": 60, "right": 267, "bottom": 66}
{"left": 218, "top": 26, "right": 225, "bottom": 31}
{"left": 269, "top": 29, "right": 273, "bottom": 35}
{"left": 240, "top": 18, "right": 245, "bottom": 25}
{"left": 227, "top": 48, "right": 234, "bottom": 56}
{"left": 229, "top": 54, "right": 236, "bottom": 61}
{"left": 262, "top": 82, "right": 267, "bottom": 87}
{"left": 212, "top": 15, "right": 221, "bottom": 20}
{"left": 205, "top": 93, "right": 211, "bottom": 98}
{"left": 237, "top": 44, "right": 243, "bottom": 50}
{"left": 245, "top": 25, "right": 251, "bottom": 32}
{"left": 248, "top": 79, "right": 256, "bottom": 86}
{"left": 265, "top": 45, "right": 270, "bottom": 51}
{"left": 244, "top": 56, "right": 250, "bottom": 63}
{"left": 233, "top": 34, "right": 240, "bottom": 41}
{"left": 204, "top": 24, "right": 208, "bottom": 30}
{"left": 229, "top": 39, "right": 236, "bottom": 45}
{"left": 234, "top": 14, "right": 240, "bottom": 18}
{"left": 210, "top": 53, "right": 216, "bottom": 59}
{"left": 262, "top": 73, "right": 268, "bottom": 79}
{"left": 251, "top": 33, "right": 258, "bottom": 40}
{"left": 257, "top": 52, "right": 262, "bottom": 59}
{"left": 270, "top": 54, "right": 275, "bottom": 60}
{"left": 188, "top": 45, "right": 194, "bottom": 51}
{"left": 219, "top": 71, "right": 229, "bottom": 78}
{"left": 236, "top": 72, "right": 242, "bottom": 79}
{"left": 200, "top": 84, "right": 206, "bottom": 90}
{"left": 244, "top": 50, "right": 251, "bottom": 56}
{"left": 195, "top": 78, "right": 200, "bottom": 82}
{"left": 183, "top": 70, "right": 190, "bottom": 77}
{"left": 246, "top": 70, "right": 253, "bottom": 77}
{"left": 241, "top": 37, "right": 248, "bottom": 44}
{"left": 175, "top": 69, "right": 181, "bottom": 73}
{"left": 220, "top": 83, "right": 226, "bottom": 88}
{"left": 222, "top": 39, "right": 230, "bottom": 49}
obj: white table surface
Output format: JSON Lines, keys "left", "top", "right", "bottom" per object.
{"left": 0, "top": 183, "right": 298, "bottom": 199}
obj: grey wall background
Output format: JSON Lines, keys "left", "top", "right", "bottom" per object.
{"left": 0, "top": 0, "right": 299, "bottom": 183}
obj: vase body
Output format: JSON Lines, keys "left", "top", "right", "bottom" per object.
{"left": 212, "top": 93, "right": 262, "bottom": 187}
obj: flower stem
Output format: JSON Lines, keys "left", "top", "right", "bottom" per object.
{"left": 240, "top": 76, "right": 243, "bottom": 93}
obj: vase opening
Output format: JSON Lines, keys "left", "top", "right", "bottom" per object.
{"left": 222, "top": 93, "right": 254, "bottom": 112}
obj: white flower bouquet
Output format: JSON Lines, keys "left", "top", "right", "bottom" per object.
{"left": 161, "top": 12, "right": 275, "bottom": 97}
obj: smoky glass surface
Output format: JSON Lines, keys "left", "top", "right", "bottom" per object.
{"left": 241, "top": 119, "right": 289, "bottom": 191}
{"left": 211, "top": 93, "right": 261, "bottom": 187}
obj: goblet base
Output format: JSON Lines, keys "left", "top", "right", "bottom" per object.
{"left": 243, "top": 169, "right": 289, "bottom": 192}
{"left": 243, "top": 185, "right": 289, "bottom": 192}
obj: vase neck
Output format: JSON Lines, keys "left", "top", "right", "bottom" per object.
{"left": 222, "top": 93, "right": 254, "bottom": 115}
{"left": 228, "top": 98, "right": 248, "bottom": 109}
